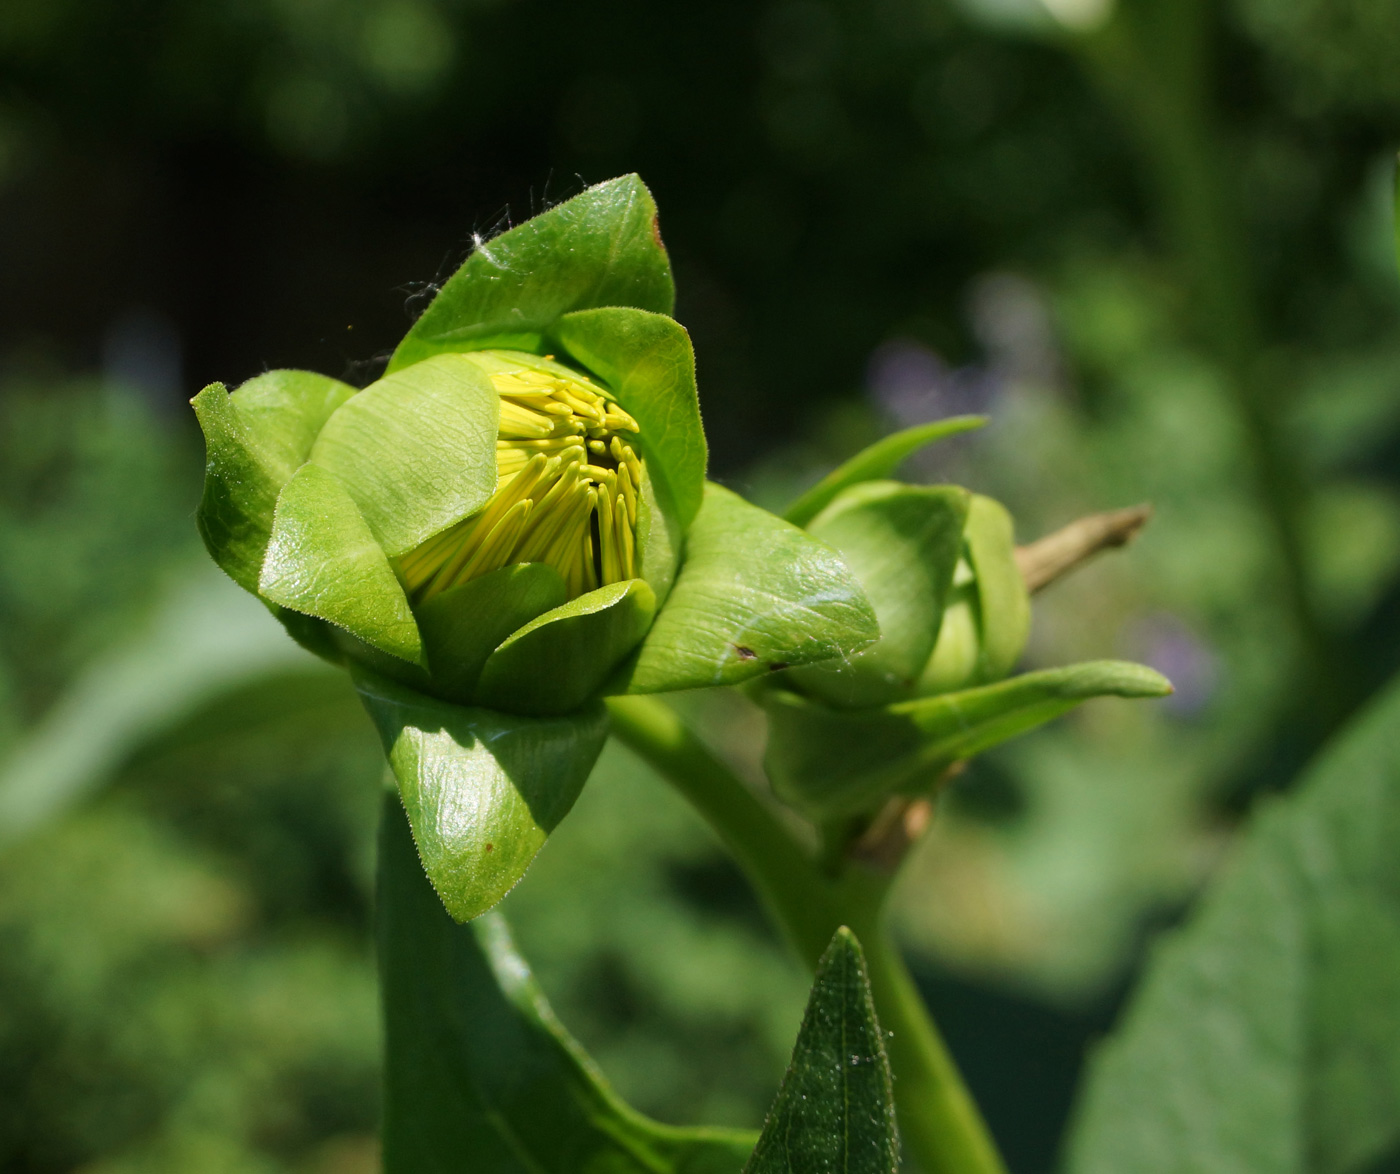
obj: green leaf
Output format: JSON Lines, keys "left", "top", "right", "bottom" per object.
{"left": 783, "top": 418, "right": 986, "bottom": 529}
{"left": 786, "top": 482, "right": 969, "bottom": 709}
{"left": 553, "top": 306, "right": 707, "bottom": 530}
{"left": 477, "top": 579, "right": 657, "bottom": 716}
{"left": 192, "top": 371, "right": 356, "bottom": 591}
{"left": 388, "top": 175, "right": 675, "bottom": 371}
{"left": 762, "top": 660, "right": 1172, "bottom": 819}
{"left": 417, "top": 563, "right": 568, "bottom": 703}
{"left": 378, "top": 794, "right": 757, "bottom": 1174}
{"left": 260, "top": 464, "right": 424, "bottom": 666}
{"left": 745, "top": 927, "right": 897, "bottom": 1174}
{"left": 355, "top": 667, "right": 608, "bottom": 921}
{"left": 309, "top": 353, "right": 499, "bottom": 558}
{"left": 964, "top": 494, "right": 1030, "bottom": 682}
{"left": 616, "top": 484, "right": 880, "bottom": 694}
{"left": 1065, "top": 673, "right": 1400, "bottom": 1174}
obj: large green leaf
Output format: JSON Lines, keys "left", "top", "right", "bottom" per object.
{"left": 786, "top": 482, "right": 969, "bottom": 709}
{"left": 388, "top": 175, "right": 675, "bottom": 371}
{"left": 783, "top": 418, "right": 986, "bottom": 529}
{"left": 553, "top": 306, "right": 707, "bottom": 530}
{"left": 309, "top": 353, "right": 499, "bottom": 558}
{"left": 377, "top": 794, "right": 757, "bottom": 1174}
{"left": 192, "top": 370, "right": 356, "bottom": 591}
{"left": 616, "top": 483, "right": 880, "bottom": 694}
{"left": 355, "top": 667, "right": 607, "bottom": 922}
{"left": 477, "top": 579, "right": 657, "bottom": 716}
{"left": 762, "top": 660, "right": 1172, "bottom": 819}
{"left": 260, "top": 464, "right": 424, "bottom": 666}
{"left": 745, "top": 928, "right": 897, "bottom": 1174}
{"left": 1065, "top": 673, "right": 1400, "bottom": 1174}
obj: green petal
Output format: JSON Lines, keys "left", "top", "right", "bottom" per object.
{"left": 783, "top": 417, "right": 986, "bottom": 529}
{"left": 787, "top": 482, "right": 969, "bottom": 708}
{"left": 965, "top": 493, "right": 1030, "bottom": 681}
{"left": 259, "top": 464, "right": 424, "bottom": 666}
{"left": 761, "top": 660, "right": 1173, "bottom": 819}
{"left": 192, "top": 371, "right": 356, "bottom": 591}
{"left": 356, "top": 667, "right": 608, "bottom": 922}
{"left": 309, "top": 353, "right": 499, "bottom": 557}
{"left": 477, "top": 580, "right": 657, "bottom": 716}
{"left": 553, "top": 307, "right": 706, "bottom": 530}
{"left": 617, "top": 484, "right": 880, "bottom": 694}
{"left": 388, "top": 175, "right": 675, "bottom": 371}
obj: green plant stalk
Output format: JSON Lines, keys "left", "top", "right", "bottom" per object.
{"left": 606, "top": 694, "right": 1007, "bottom": 1174}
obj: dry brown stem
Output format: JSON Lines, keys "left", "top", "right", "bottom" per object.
{"left": 1015, "top": 504, "right": 1153, "bottom": 594}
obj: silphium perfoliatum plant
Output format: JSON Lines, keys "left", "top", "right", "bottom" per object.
{"left": 191, "top": 175, "right": 878, "bottom": 921}
{"left": 755, "top": 422, "right": 1173, "bottom": 828}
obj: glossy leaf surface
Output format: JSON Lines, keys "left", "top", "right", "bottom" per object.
{"left": 763, "top": 660, "right": 1172, "bottom": 819}
{"left": 554, "top": 306, "right": 707, "bottom": 529}
{"left": 356, "top": 667, "right": 607, "bottom": 921}
{"left": 377, "top": 796, "right": 757, "bottom": 1174}
{"left": 618, "top": 484, "right": 879, "bottom": 694}
{"left": 787, "top": 482, "right": 969, "bottom": 709}
{"left": 478, "top": 579, "right": 657, "bottom": 716}
{"left": 745, "top": 928, "right": 897, "bottom": 1174}
{"left": 1066, "top": 673, "right": 1400, "bottom": 1174}
{"left": 260, "top": 464, "right": 424, "bottom": 666}
{"left": 783, "top": 417, "right": 986, "bottom": 529}
{"left": 388, "top": 175, "right": 675, "bottom": 370}
{"left": 192, "top": 371, "right": 356, "bottom": 591}
{"left": 310, "top": 353, "right": 499, "bottom": 557}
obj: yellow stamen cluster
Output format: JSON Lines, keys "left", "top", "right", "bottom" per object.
{"left": 397, "top": 352, "right": 644, "bottom": 604}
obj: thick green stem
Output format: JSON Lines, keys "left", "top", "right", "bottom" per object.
{"left": 606, "top": 695, "right": 1007, "bottom": 1174}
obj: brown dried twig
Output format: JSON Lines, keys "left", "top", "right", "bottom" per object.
{"left": 1015, "top": 504, "right": 1153, "bottom": 594}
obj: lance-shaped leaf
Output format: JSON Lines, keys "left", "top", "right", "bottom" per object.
{"left": 763, "top": 660, "right": 1172, "bottom": 819}
{"left": 1065, "top": 673, "right": 1400, "bottom": 1174}
{"left": 478, "top": 580, "right": 658, "bottom": 716}
{"left": 745, "top": 927, "right": 897, "bottom": 1174}
{"left": 192, "top": 370, "right": 356, "bottom": 590}
{"left": 260, "top": 464, "right": 424, "bottom": 666}
{"left": 309, "top": 353, "right": 499, "bottom": 558}
{"left": 615, "top": 484, "right": 880, "bottom": 694}
{"left": 356, "top": 667, "right": 608, "bottom": 921}
{"left": 787, "top": 482, "right": 969, "bottom": 709}
{"left": 389, "top": 175, "right": 675, "bottom": 371}
{"left": 784, "top": 417, "right": 986, "bottom": 529}
{"left": 553, "top": 306, "right": 707, "bottom": 530}
{"left": 378, "top": 795, "right": 757, "bottom": 1174}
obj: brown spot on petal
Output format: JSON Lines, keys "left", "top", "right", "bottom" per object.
{"left": 484, "top": 843, "right": 494, "bottom": 853}
{"left": 734, "top": 645, "right": 757, "bottom": 660}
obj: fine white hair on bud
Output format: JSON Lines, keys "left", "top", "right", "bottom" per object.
{"left": 396, "top": 350, "right": 643, "bottom": 602}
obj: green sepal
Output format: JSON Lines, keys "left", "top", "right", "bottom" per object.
{"left": 614, "top": 483, "right": 880, "bottom": 694}
{"left": 761, "top": 660, "right": 1173, "bottom": 820}
{"left": 787, "top": 482, "right": 970, "bottom": 709}
{"left": 378, "top": 796, "right": 757, "bottom": 1173}
{"left": 553, "top": 307, "right": 707, "bottom": 530}
{"left": 263, "top": 601, "right": 344, "bottom": 665}
{"left": 478, "top": 580, "right": 658, "bottom": 716}
{"left": 356, "top": 667, "right": 608, "bottom": 922}
{"left": 965, "top": 493, "right": 1030, "bottom": 682}
{"left": 388, "top": 175, "right": 675, "bottom": 372}
{"left": 635, "top": 460, "right": 682, "bottom": 607}
{"left": 309, "top": 353, "right": 499, "bottom": 558}
{"left": 259, "top": 464, "right": 424, "bottom": 667}
{"left": 192, "top": 371, "right": 356, "bottom": 591}
{"left": 784, "top": 417, "right": 986, "bottom": 529}
{"left": 745, "top": 927, "right": 897, "bottom": 1174}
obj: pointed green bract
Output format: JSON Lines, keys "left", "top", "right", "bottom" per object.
{"left": 478, "top": 579, "right": 657, "bottom": 716}
{"left": 388, "top": 175, "right": 675, "bottom": 371}
{"left": 309, "top": 353, "right": 499, "bottom": 558}
{"left": 260, "top": 464, "right": 424, "bottom": 666}
{"left": 192, "top": 371, "right": 356, "bottom": 591}
{"left": 617, "top": 483, "right": 879, "bottom": 694}
{"left": 762, "top": 660, "right": 1172, "bottom": 819}
{"left": 356, "top": 667, "right": 607, "bottom": 922}
{"left": 965, "top": 493, "right": 1030, "bottom": 682}
{"left": 788, "top": 482, "right": 970, "bottom": 708}
{"left": 784, "top": 417, "right": 986, "bottom": 529}
{"left": 554, "top": 306, "right": 707, "bottom": 530}
{"left": 378, "top": 797, "right": 756, "bottom": 1173}
{"left": 745, "top": 928, "right": 897, "bottom": 1174}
